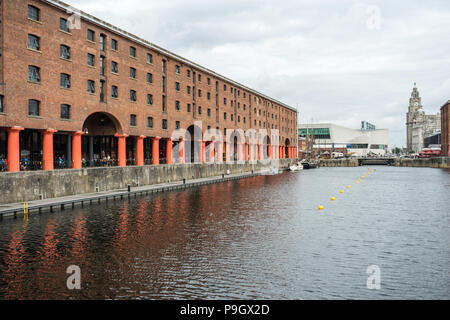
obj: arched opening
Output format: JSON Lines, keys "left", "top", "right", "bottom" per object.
{"left": 185, "top": 124, "right": 202, "bottom": 163}
{"left": 264, "top": 136, "right": 271, "bottom": 159}
{"left": 81, "top": 112, "right": 122, "bottom": 167}
{"left": 285, "top": 138, "right": 290, "bottom": 158}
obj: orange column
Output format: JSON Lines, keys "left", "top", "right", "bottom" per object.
{"left": 255, "top": 144, "right": 259, "bottom": 160}
{"left": 217, "top": 141, "right": 223, "bottom": 163}
{"left": 178, "top": 138, "right": 185, "bottom": 164}
{"left": 268, "top": 144, "right": 271, "bottom": 159}
{"left": 209, "top": 142, "right": 215, "bottom": 163}
{"left": 245, "top": 143, "right": 249, "bottom": 161}
{"left": 72, "top": 131, "right": 83, "bottom": 169}
{"left": 115, "top": 134, "right": 128, "bottom": 167}
{"left": 201, "top": 140, "right": 206, "bottom": 163}
{"left": 236, "top": 143, "right": 242, "bottom": 161}
{"left": 152, "top": 136, "right": 160, "bottom": 165}
{"left": 166, "top": 138, "right": 173, "bottom": 164}
{"left": 135, "top": 135, "right": 145, "bottom": 166}
{"left": 7, "top": 126, "right": 24, "bottom": 172}
{"left": 225, "top": 142, "right": 230, "bottom": 162}
{"left": 42, "top": 129, "right": 57, "bottom": 170}
{"left": 249, "top": 144, "right": 253, "bottom": 161}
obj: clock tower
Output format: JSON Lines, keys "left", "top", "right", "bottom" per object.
{"left": 406, "top": 83, "right": 424, "bottom": 152}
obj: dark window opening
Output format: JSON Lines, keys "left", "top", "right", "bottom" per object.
{"left": 61, "top": 104, "right": 70, "bottom": 119}
{"left": 28, "top": 99, "right": 40, "bottom": 116}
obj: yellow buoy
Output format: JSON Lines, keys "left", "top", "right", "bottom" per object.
{"left": 340, "top": 190, "right": 345, "bottom": 194}
{"left": 361, "top": 176, "right": 365, "bottom": 179}
{"left": 356, "top": 181, "right": 360, "bottom": 184}
{"left": 331, "top": 197, "right": 336, "bottom": 201}
{"left": 347, "top": 185, "right": 351, "bottom": 188}
{"left": 318, "top": 205, "right": 324, "bottom": 210}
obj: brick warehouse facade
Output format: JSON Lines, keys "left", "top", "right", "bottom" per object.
{"left": 441, "top": 101, "right": 450, "bottom": 156}
{"left": 0, "top": 0, "right": 298, "bottom": 172}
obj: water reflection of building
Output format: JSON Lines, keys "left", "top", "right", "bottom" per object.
{"left": 298, "top": 123, "right": 389, "bottom": 157}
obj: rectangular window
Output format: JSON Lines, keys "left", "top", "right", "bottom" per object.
{"left": 207, "top": 78, "right": 211, "bottom": 85}
{"left": 187, "top": 70, "right": 191, "bottom": 78}
{"left": 130, "top": 114, "right": 136, "bottom": 126}
{"left": 111, "top": 61, "right": 118, "bottom": 73}
{"left": 198, "top": 106, "right": 202, "bottom": 115}
{"left": 61, "top": 104, "right": 70, "bottom": 119}
{"left": 147, "top": 117, "right": 153, "bottom": 128}
{"left": 147, "top": 94, "right": 153, "bottom": 105}
{"left": 60, "top": 18, "right": 70, "bottom": 32}
{"left": 87, "top": 80, "right": 95, "bottom": 93}
{"left": 175, "top": 82, "right": 180, "bottom": 91}
{"left": 28, "top": 34, "right": 40, "bottom": 51}
{"left": 130, "top": 90, "right": 137, "bottom": 102}
{"left": 223, "top": 98, "right": 227, "bottom": 105}
{"left": 176, "top": 121, "right": 180, "bottom": 129}
{"left": 28, "top": 66, "right": 40, "bottom": 83}
{"left": 162, "top": 76, "right": 166, "bottom": 93}
{"left": 147, "top": 53, "right": 153, "bottom": 63}
{"left": 147, "top": 73, "right": 153, "bottom": 83}
{"left": 162, "top": 119, "right": 168, "bottom": 130}
{"left": 111, "top": 39, "right": 118, "bottom": 51}
{"left": 100, "top": 34, "right": 106, "bottom": 51}
{"left": 224, "top": 84, "right": 227, "bottom": 91}
{"left": 198, "top": 89, "right": 201, "bottom": 97}
{"left": 60, "top": 73, "right": 71, "bottom": 88}
{"left": 87, "top": 54, "right": 95, "bottom": 66}
{"left": 112, "top": 85, "right": 118, "bottom": 98}
{"left": 28, "top": 5, "right": 40, "bottom": 21}
{"left": 87, "top": 29, "right": 95, "bottom": 42}
{"left": 28, "top": 99, "right": 40, "bottom": 116}
{"left": 187, "top": 86, "right": 191, "bottom": 95}
{"left": 162, "top": 60, "right": 166, "bottom": 74}
{"left": 207, "top": 92, "right": 211, "bottom": 100}
{"left": 175, "top": 100, "right": 180, "bottom": 111}
{"left": 187, "top": 104, "right": 191, "bottom": 112}
{"left": 130, "top": 67, "right": 136, "bottom": 79}
{"left": 175, "top": 65, "right": 180, "bottom": 74}
{"left": 60, "top": 45, "right": 71, "bottom": 60}
{"left": 100, "top": 56, "right": 105, "bottom": 76}
{"left": 224, "top": 112, "right": 227, "bottom": 120}
{"left": 0, "top": 95, "right": 4, "bottom": 113}
{"left": 207, "top": 108, "right": 211, "bottom": 117}
{"left": 130, "top": 46, "right": 136, "bottom": 57}
{"left": 198, "top": 74, "right": 201, "bottom": 82}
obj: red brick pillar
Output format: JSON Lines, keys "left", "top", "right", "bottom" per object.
{"left": 179, "top": 138, "right": 185, "bottom": 164}
{"left": 42, "top": 129, "right": 57, "bottom": 170}
{"left": 245, "top": 143, "right": 249, "bottom": 161}
{"left": 152, "top": 136, "right": 160, "bottom": 165}
{"left": 7, "top": 126, "right": 24, "bottom": 172}
{"left": 201, "top": 140, "right": 206, "bottom": 163}
{"left": 268, "top": 144, "right": 271, "bottom": 159}
{"left": 115, "top": 134, "right": 128, "bottom": 167}
{"left": 72, "top": 131, "right": 83, "bottom": 169}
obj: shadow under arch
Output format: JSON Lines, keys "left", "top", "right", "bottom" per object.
{"left": 285, "top": 138, "right": 290, "bottom": 158}
{"left": 185, "top": 124, "right": 203, "bottom": 163}
{"left": 80, "top": 112, "right": 124, "bottom": 167}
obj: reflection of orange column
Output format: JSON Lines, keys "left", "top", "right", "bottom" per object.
{"left": 245, "top": 143, "right": 249, "bottom": 161}
{"left": 42, "top": 129, "right": 57, "bottom": 170}
{"left": 136, "top": 135, "right": 145, "bottom": 166}
{"left": 152, "top": 136, "right": 160, "bottom": 165}
{"left": 179, "top": 138, "right": 185, "bottom": 164}
{"left": 201, "top": 140, "right": 206, "bottom": 163}
{"left": 7, "top": 126, "right": 24, "bottom": 172}
{"left": 115, "top": 134, "right": 128, "bottom": 167}
{"left": 225, "top": 142, "right": 230, "bottom": 162}
{"left": 166, "top": 138, "right": 173, "bottom": 164}
{"left": 72, "top": 131, "right": 83, "bottom": 169}
{"left": 217, "top": 141, "right": 223, "bottom": 163}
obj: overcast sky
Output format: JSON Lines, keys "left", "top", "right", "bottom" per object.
{"left": 68, "top": 0, "right": 450, "bottom": 148}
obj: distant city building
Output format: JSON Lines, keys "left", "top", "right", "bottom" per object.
{"left": 406, "top": 84, "right": 441, "bottom": 153}
{"left": 441, "top": 101, "right": 450, "bottom": 156}
{"left": 361, "top": 121, "right": 376, "bottom": 131}
{"left": 298, "top": 123, "right": 389, "bottom": 157}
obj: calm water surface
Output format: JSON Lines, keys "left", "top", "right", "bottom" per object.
{"left": 0, "top": 166, "right": 449, "bottom": 299}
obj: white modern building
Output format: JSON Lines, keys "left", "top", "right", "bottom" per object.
{"left": 298, "top": 123, "right": 389, "bottom": 157}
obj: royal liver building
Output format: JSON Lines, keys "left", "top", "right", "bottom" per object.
{"left": 406, "top": 84, "right": 441, "bottom": 153}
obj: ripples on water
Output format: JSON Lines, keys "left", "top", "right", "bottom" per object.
{"left": 0, "top": 166, "right": 449, "bottom": 299}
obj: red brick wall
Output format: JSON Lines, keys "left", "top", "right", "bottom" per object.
{"left": 0, "top": 0, "right": 297, "bottom": 146}
{"left": 441, "top": 102, "right": 449, "bottom": 156}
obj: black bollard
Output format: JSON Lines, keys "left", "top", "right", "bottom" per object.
{"left": 128, "top": 185, "right": 131, "bottom": 192}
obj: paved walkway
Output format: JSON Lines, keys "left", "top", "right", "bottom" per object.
{"left": 0, "top": 172, "right": 257, "bottom": 219}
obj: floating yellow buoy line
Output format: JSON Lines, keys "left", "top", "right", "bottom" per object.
{"left": 331, "top": 197, "right": 336, "bottom": 201}
{"left": 318, "top": 205, "right": 324, "bottom": 210}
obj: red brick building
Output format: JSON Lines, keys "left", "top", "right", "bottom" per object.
{"left": 0, "top": 0, "right": 298, "bottom": 172}
{"left": 441, "top": 101, "right": 450, "bottom": 156}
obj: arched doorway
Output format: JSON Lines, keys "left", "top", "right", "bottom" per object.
{"left": 185, "top": 125, "right": 202, "bottom": 163}
{"left": 82, "top": 112, "right": 122, "bottom": 167}
{"left": 264, "top": 136, "right": 271, "bottom": 159}
{"left": 285, "top": 138, "right": 290, "bottom": 158}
